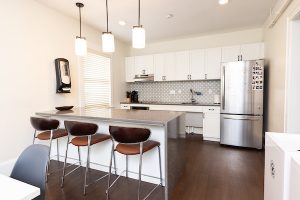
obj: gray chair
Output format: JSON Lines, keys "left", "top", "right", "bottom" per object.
{"left": 10, "top": 144, "right": 50, "bottom": 200}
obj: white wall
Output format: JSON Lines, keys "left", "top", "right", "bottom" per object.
{"left": 129, "top": 28, "right": 264, "bottom": 56}
{"left": 263, "top": 0, "right": 300, "bottom": 132}
{"left": 0, "top": 0, "right": 127, "bottom": 163}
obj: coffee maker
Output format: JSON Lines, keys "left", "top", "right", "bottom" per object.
{"left": 131, "top": 91, "right": 139, "bottom": 103}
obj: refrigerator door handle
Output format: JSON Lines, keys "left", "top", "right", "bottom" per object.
{"left": 223, "top": 116, "right": 260, "bottom": 121}
{"left": 222, "top": 66, "right": 226, "bottom": 110}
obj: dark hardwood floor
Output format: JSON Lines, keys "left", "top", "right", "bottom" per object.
{"left": 45, "top": 135, "right": 264, "bottom": 200}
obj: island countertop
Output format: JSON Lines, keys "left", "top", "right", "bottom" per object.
{"left": 36, "top": 107, "right": 184, "bottom": 126}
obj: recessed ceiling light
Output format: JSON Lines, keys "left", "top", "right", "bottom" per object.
{"left": 218, "top": 0, "right": 229, "bottom": 5}
{"left": 166, "top": 14, "right": 174, "bottom": 19}
{"left": 119, "top": 20, "right": 126, "bottom": 26}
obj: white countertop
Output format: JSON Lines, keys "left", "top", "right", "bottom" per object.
{"left": 267, "top": 132, "right": 300, "bottom": 151}
{"left": 0, "top": 174, "right": 40, "bottom": 200}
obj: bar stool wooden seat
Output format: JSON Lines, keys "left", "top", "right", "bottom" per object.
{"left": 30, "top": 117, "right": 68, "bottom": 180}
{"left": 61, "top": 120, "right": 113, "bottom": 195}
{"left": 107, "top": 126, "right": 163, "bottom": 200}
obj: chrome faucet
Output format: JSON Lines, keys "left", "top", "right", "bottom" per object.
{"left": 190, "top": 89, "right": 196, "bottom": 103}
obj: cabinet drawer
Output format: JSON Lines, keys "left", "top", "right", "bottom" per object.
{"left": 203, "top": 107, "right": 220, "bottom": 113}
{"left": 120, "top": 104, "right": 130, "bottom": 109}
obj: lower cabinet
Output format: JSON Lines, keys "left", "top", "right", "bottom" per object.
{"left": 120, "top": 104, "right": 220, "bottom": 142}
{"left": 203, "top": 107, "right": 220, "bottom": 141}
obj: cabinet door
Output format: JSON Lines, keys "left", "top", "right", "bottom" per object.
{"left": 203, "top": 112, "right": 220, "bottom": 140}
{"left": 125, "top": 57, "right": 135, "bottom": 82}
{"left": 154, "top": 54, "right": 165, "bottom": 81}
{"left": 221, "top": 45, "right": 241, "bottom": 62}
{"left": 134, "top": 55, "right": 154, "bottom": 74}
{"left": 175, "top": 51, "right": 190, "bottom": 81}
{"left": 205, "top": 48, "right": 221, "bottom": 79}
{"left": 241, "top": 43, "right": 264, "bottom": 61}
{"left": 164, "top": 53, "right": 176, "bottom": 81}
{"left": 190, "top": 49, "right": 205, "bottom": 80}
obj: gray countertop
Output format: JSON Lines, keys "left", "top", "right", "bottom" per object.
{"left": 120, "top": 101, "right": 220, "bottom": 107}
{"left": 36, "top": 107, "right": 184, "bottom": 126}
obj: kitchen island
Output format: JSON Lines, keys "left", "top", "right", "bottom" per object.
{"left": 36, "top": 107, "right": 186, "bottom": 200}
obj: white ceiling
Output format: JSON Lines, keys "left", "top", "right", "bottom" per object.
{"left": 35, "top": 0, "right": 278, "bottom": 43}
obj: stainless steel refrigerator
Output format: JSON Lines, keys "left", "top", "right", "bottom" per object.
{"left": 220, "top": 60, "right": 264, "bottom": 149}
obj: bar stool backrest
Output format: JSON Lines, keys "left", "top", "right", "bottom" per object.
{"left": 109, "top": 126, "right": 151, "bottom": 144}
{"left": 30, "top": 117, "right": 59, "bottom": 131}
{"left": 64, "top": 121, "right": 98, "bottom": 136}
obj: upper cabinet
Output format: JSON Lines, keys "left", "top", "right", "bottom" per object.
{"left": 190, "top": 49, "right": 205, "bottom": 80}
{"left": 126, "top": 42, "right": 264, "bottom": 82}
{"left": 175, "top": 51, "right": 190, "bottom": 81}
{"left": 134, "top": 55, "right": 154, "bottom": 75}
{"left": 204, "top": 48, "right": 222, "bottom": 80}
{"left": 154, "top": 53, "right": 176, "bottom": 81}
{"left": 221, "top": 43, "right": 264, "bottom": 63}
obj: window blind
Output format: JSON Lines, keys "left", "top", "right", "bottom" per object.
{"left": 81, "top": 52, "right": 112, "bottom": 108}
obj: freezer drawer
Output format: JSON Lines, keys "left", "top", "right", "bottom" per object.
{"left": 220, "top": 114, "right": 263, "bottom": 149}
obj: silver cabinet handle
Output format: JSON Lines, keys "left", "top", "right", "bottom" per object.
{"left": 187, "top": 75, "right": 189, "bottom": 80}
{"left": 223, "top": 117, "right": 260, "bottom": 121}
{"left": 190, "top": 75, "right": 192, "bottom": 80}
{"left": 241, "top": 55, "right": 243, "bottom": 61}
{"left": 208, "top": 109, "right": 214, "bottom": 111}
{"left": 222, "top": 66, "right": 225, "bottom": 110}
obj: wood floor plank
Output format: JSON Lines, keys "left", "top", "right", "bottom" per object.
{"left": 45, "top": 135, "right": 264, "bottom": 200}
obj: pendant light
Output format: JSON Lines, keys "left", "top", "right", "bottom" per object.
{"left": 132, "top": 0, "right": 145, "bottom": 48}
{"left": 102, "top": 0, "right": 115, "bottom": 52}
{"left": 75, "top": 2, "right": 87, "bottom": 56}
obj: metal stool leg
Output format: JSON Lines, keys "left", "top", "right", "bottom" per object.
{"left": 78, "top": 146, "right": 82, "bottom": 166}
{"left": 126, "top": 155, "right": 128, "bottom": 178}
{"left": 32, "top": 130, "right": 36, "bottom": 144}
{"left": 46, "top": 131, "right": 53, "bottom": 183}
{"left": 113, "top": 149, "right": 117, "bottom": 175}
{"left": 56, "top": 139, "right": 59, "bottom": 161}
{"left": 138, "top": 142, "right": 143, "bottom": 200}
{"left": 158, "top": 146, "right": 163, "bottom": 185}
{"left": 106, "top": 141, "right": 114, "bottom": 200}
{"left": 83, "top": 136, "right": 91, "bottom": 195}
{"left": 61, "top": 135, "right": 70, "bottom": 187}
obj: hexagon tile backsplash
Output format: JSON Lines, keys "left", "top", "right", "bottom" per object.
{"left": 127, "top": 80, "right": 220, "bottom": 104}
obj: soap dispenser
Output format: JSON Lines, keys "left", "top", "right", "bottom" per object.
{"left": 55, "top": 58, "right": 71, "bottom": 93}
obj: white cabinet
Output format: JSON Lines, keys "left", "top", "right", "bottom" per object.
{"left": 175, "top": 51, "right": 190, "bottom": 81}
{"left": 203, "top": 107, "right": 220, "bottom": 141}
{"left": 125, "top": 57, "right": 135, "bottom": 82}
{"left": 204, "top": 48, "right": 222, "bottom": 80}
{"left": 221, "top": 43, "right": 264, "bottom": 62}
{"left": 120, "top": 104, "right": 130, "bottom": 109}
{"left": 134, "top": 55, "right": 154, "bottom": 75}
{"left": 264, "top": 133, "right": 300, "bottom": 200}
{"left": 241, "top": 43, "right": 264, "bottom": 61}
{"left": 221, "top": 45, "right": 241, "bottom": 63}
{"left": 154, "top": 53, "right": 176, "bottom": 81}
{"left": 190, "top": 49, "right": 205, "bottom": 80}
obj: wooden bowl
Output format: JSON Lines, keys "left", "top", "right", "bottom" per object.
{"left": 55, "top": 106, "right": 74, "bottom": 111}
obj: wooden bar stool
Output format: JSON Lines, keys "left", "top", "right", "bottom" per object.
{"left": 107, "top": 126, "right": 163, "bottom": 200}
{"left": 30, "top": 117, "right": 68, "bottom": 180}
{"left": 61, "top": 120, "right": 114, "bottom": 195}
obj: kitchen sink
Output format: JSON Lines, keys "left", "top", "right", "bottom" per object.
{"left": 181, "top": 102, "right": 199, "bottom": 105}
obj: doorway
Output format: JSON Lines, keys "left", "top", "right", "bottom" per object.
{"left": 285, "top": 10, "right": 300, "bottom": 133}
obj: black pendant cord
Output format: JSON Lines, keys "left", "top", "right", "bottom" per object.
{"left": 138, "top": 0, "right": 141, "bottom": 26}
{"left": 79, "top": 6, "right": 82, "bottom": 37}
{"left": 106, "top": 0, "right": 109, "bottom": 32}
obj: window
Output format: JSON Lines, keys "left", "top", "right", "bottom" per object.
{"left": 80, "top": 51, "right": 112, "bottom": 108}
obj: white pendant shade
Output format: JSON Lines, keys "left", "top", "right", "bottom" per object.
{"left": 132, "top": 26, "right": 145, "bottom": 49}
{"left": 102, "top": 32, "right": 115, "bottom": 53}
{"left": 75, "top": 37, "right": 87, "bottom": 56}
